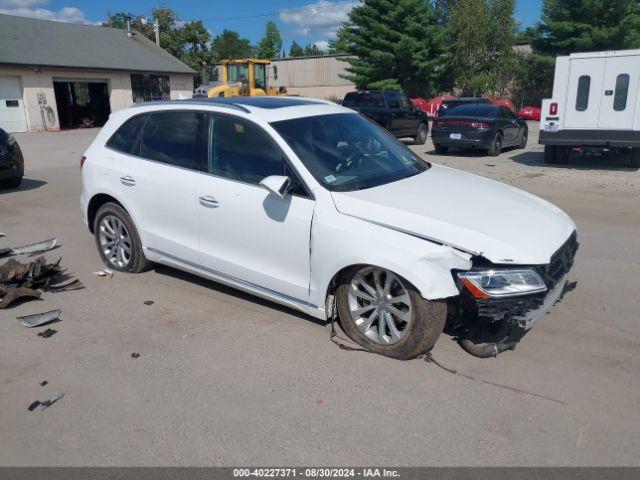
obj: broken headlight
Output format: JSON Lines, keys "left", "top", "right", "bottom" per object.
{"left": 457, "top": 269, "right": 547, "bottom": 298}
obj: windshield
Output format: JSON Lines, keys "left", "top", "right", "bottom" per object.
{"left": 253, "top": 63, "right": 266, "bottom": 90}
{"left": 271, "top": 113, "right": 429, "bottom": 192}
{"left": 441, "top": 105, "right": 498, "bottom": 117}
{"left": 227, "top": 63, "right": 249, "bottom": 83}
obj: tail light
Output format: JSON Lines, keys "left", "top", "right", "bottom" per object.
{"left": 433, "top": 120, "right": 490, "bottom": 129}
{"left": 550, "top": 102, "right": 558, "bottom": 115}
{"left": 80, "top": 155, "right": 87, "bottom": 169}
{"left": 471, "top": 122, "right": 490, "bottom": 130}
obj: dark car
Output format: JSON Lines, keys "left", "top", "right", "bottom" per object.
{"left": 0, "top": 128, "right": 24, "bottom": 189}
{"left": 342, "top": 90, "right": 429, "bottom": 144}
{"left": 431, "top": 104, "right": 528, "bottom": 156}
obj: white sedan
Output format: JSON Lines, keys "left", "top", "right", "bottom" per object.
{"left": 81, "top": 96, "right": 577, "bottom": 360}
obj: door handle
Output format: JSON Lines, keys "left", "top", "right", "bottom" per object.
{"left": 199, "top": 195, "right": 219, "bottom": 208}
{"left": 120, "top": 176, "right": 136, "bottom": 186}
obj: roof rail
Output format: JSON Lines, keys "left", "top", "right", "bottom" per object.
{"left": 129, "top": 99, "right": 250, "bottom": 113}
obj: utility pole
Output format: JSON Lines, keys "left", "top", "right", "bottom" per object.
{"left": 154, "top": 18, "right": 160, "bottom": 47}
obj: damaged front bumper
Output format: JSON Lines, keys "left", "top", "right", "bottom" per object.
{"left": 454, "top": 231, "right": 578, "bottom": 332}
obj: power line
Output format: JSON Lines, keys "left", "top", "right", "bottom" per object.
{"left": 190, "top": 1, "right": 359, "bottom": 22}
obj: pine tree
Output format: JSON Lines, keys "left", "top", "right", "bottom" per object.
{"left": 535, "top": 0, "right": 640, "bottom": 55}
{"left": 328, "top": 23, "right": 350, "bottom": 54}
{"left": 303, "top": 43, "right": 323, "bottom": 56}
{"left": 289, "top": 41, "right": 305, "bottom": 57}
{"left": 257, "top": 21, "right": 283, "bottom": 59}
{"left": 341, "top": 0, "right": 446, "bottom": 97}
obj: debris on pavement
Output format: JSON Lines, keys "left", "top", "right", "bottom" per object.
{"left": 485, "top": 163, "right": 496, "bottom": 167}
{"left": 93, "top": 269, "right": 113, "bottom": 279}
{"left": 17, "top": 309, "right": 61, "bottom": 328}
{"left": 131, "top": 352, "right": 141, "bottom": 359}
{"left": 0, "top": 232, "right": 5, "bottom": 238}
{"left": 37, "top": 329, "right": 57, "bottom": 339}
{"left": 28, "top": 393, "right": 64, "bottom": 412}
{"left": 0, "top": 256, "right": 83, "bottom": 309}
{"left": 143, "top": 300, "right": 154, "bottom": 306}
{"left": 39, "top": 380, "right": 48, "bottom": 387}
{"left": 0, "top": 238, "right": 57, "bottom": 258}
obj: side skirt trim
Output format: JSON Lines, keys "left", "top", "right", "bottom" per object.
{"left": 146, "top": 247, "right": 318, "bottom": 310}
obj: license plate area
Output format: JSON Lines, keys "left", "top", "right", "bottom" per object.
{"left": 449, "top": 133, "right": 462, "bottom": 140}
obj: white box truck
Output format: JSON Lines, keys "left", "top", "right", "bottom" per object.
{"left": 539, "top": 49, "right": 640, "bottom": 167}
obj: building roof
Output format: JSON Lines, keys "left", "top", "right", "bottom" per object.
{"left": 0, "top": 13, "right": 195, "bottom": 75}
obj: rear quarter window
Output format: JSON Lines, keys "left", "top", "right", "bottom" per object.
{"left": 106, "top": 114, "right": 148, "bottom": 155}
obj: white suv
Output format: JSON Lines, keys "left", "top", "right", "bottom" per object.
{"left": 81, "top": 97, "right": 577, "bottom": 359}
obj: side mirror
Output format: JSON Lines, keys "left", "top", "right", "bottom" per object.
{"left": 259, "top": 175, "right": 291, "bottom": 198}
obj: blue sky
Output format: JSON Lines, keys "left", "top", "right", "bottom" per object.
{"left": 0, "top": 1, "right": 544, "bottom": 50}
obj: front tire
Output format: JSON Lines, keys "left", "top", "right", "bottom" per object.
{"left": 336, "top": 266, "right": 446, "bottom": 360}
{"left": 0, "top": 176, "right": 22, "bottom": 189}
{"left": 414, "top": 123, "right": 428, "bottom": 145}
{"left": 518, "top": 129, "right": 528, "bottom": 149}
{"left": 631, "top": 148, "right": 640, "bottom": 168}
{"left": 93, "top": 202, "right": 152, "bottom": 273}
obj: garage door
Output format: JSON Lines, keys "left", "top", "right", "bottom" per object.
{"left": 0, "top": 76, "right": 28, "bottom": 133}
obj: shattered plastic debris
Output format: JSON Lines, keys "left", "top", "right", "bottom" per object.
{"left": 131, "top": 352, "right": 141, "bottom": 359}
{"left": 40, "top": 380, "right": 48, "bottom": 387}
{"left": 143, "top": 300, "right": 154, "bottom": 306}
{"left": 0, "top": 232, "right": 5, "bottom": 238}
{"left": 17, "top": 309, "right": 61, "bottom": 328}
{"left": 38, "top": 329, "right": 57, "bottom": 338}
{"left": 0, "top": 256, "right": 83, "bottom": 308}
{"left": 28, "top": 393, "right": 64, "bottom": 411}
{"left": 0, "top": 238, "right": 57, "bottom": 258}
{"left": 93, "top": 269, "right": 113, "bottom": 279}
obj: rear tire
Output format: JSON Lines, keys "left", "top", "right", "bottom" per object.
{"left": 434, "top": 144, "right": 448, "bottom": 154}
{"left": 555, "top": 146, "right": 570, "bottom": 164}
{"left": 93, "top": 202, "right": 152, "bottom": 273}
{"left": 544, "top": 145, "right": 557, "bottom": 164}
{"left": 414, "top": 123, "right": 428, "bottom": 145}
{"left": 631, "top": 148, "right": 640, "bottom": 168}
{"left": 0, "top": 176, "right": 22, "bottom": 189}
{"left": 336, "top": 266, "right": 446, "bottom": 360}
{"left": 518, "top": 129, "right": 528, "bottom": 149}
{"left": 487, "top": 133, "right": 503, "bottom": 156}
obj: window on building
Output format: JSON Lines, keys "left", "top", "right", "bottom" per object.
{"left": 575, "top": 75, "right": 591, "bottom": 112}
{"left": 106, "top": 114, "right": 148, "bottom": 155}
{"left": 130, "top": 74, "right": 170, "bottom": 103}
{"left": 139, "top": 111, "right": 208, "bottom": 171}
{"left": 613, "top": 74, "right": 630, "bottom": 112}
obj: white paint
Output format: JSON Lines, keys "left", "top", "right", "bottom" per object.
{"left": 0, "top": 75, "right": 28, "bottom": 132}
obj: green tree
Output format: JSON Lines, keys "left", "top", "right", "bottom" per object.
{"left": 328, "top": 23, "right": 350, "bottom": 54}
{"left": 289, "top": 41, "right": 305, "bottom": 57}
{"left": 303, "top": 43, "right": 323, "bottom": 56}
{"left": 257, "top": 21, "right": 283, "bottom": 59}
{"left": 211, "top": 29, "right": 254, "bottom": 59}
{"left": 341, "top": 0, "right": 447, "bottom": 97}
{"left": 447, "top": 0, "right": 517, "bottom": 97}
{"left": 535, "top": 0, "right": 640, "bottom": 55}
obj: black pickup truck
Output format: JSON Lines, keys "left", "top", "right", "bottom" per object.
{"left": 342, "top": 90, "right": 429, "bottom": 144}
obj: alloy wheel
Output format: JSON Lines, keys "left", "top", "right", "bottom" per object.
{"left": 347, "top": 266, "right": 413, "bottom": 345}
{"left": 98, "top": 215, "right": 132, "bottom": 269}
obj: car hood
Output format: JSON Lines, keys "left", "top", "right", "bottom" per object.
{"left": 330, "top": 164, "right": 576, "bottom": 265}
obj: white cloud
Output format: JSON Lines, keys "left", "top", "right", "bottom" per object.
{"left": 314, "top": 40, "right": 330, "bottom": 51}
{"left": 0, "top": 1, "right": 97, "bottom": 24}
{"left": 279, "top": 0, "right": 355, "bottom": 39}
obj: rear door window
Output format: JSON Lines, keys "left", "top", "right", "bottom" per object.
{"left": 613, "top": 74, "right": 630, "bottom": 111}
{"left": 384, "top": 92, "right": 400, "bottom": 108}
{"left": 106, "top": 114, "right": 148, "bottom": 155}
{"left": 139, "top": 111, "right": 208, "bottom": 172}
{"left": 575, "top": 75, "right": 591, "bottom": 111}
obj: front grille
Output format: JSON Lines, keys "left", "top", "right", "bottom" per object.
{"left": 535, "top": 231, "right": 578, "bottom": 289}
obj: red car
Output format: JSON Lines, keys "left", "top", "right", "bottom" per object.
{"left": 517, "top": 106, "right": 542, "bottom": 121}
{"left": 412, "top": 95, "right": 456, "bottom": 119}
{"left": 489, "top": 98, "right": 516, "bottom": 110}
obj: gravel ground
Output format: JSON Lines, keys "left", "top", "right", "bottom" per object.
{"left": 0, "top": 124, "right": 638, "bottom": 466}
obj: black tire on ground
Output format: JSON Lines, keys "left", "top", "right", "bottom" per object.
{"left": 487, "top": 133, "right": 503, "bottom": 156}
{"left": 555, "top": 146, "right": 570, "bottom": 164}
{"left": 335, "top": 267, "right": 447, "bottom": 360}
{"left": 544, "top": 145, "right": 557, "bottom": 164}
{"left": 0, "top": 176, "right": 22, "bottom": 189}
{"left": 631, "top": 148, "right": 640, "bottom": 168}
{"left": 414, "top": 122, "right": 428, "bottom": 145}
{"left": 93, "top": 202, "right": 152, "bottom": 273}
{"left": 434, "top": 144, "right": 448, "bottom": 154}
{"left": 518, "top": 129, "right": 528, "bottom": 149}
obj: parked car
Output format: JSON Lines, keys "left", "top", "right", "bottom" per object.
{"left": 413, "top": 95, "right": 456, "bottom": 119}
{"left": 517, "top": 106, "right": 541, "bottom": 121}
{"left": 342, "top": 90, "right": 429, "bottom": 144}
{"left": 0, "top": 128, "right": 24, "bottom": 189}
{"left": 437, "top": 97, "right": 490, "bottom": 117}
{"left": 432, "top": 104, "right": 529, "bottom": 156}
{"left": 540, "top": 49, "right": 640, "bottom": 167}
{"left": 81, "top": 96, "right": 577, "bottom": 359}
{"left": 489, "top": 98, "right": 516, "bottom": 110}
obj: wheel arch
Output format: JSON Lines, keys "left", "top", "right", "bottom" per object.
{"left": 87, "top": 193, "right": 126, "bottom": 234}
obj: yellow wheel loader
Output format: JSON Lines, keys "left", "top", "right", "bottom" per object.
{"left": 207, "top": 59, "right": 286, "bottom": 98}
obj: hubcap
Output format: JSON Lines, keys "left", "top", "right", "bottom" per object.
{"left": 347, "top": 266, "right": 413, "bottom": 345}
{"left": 98, "top": 215, "right": 132, "bottom": 268}
{"left": 419, "top": 125, "right": 427, "bottom": 142}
